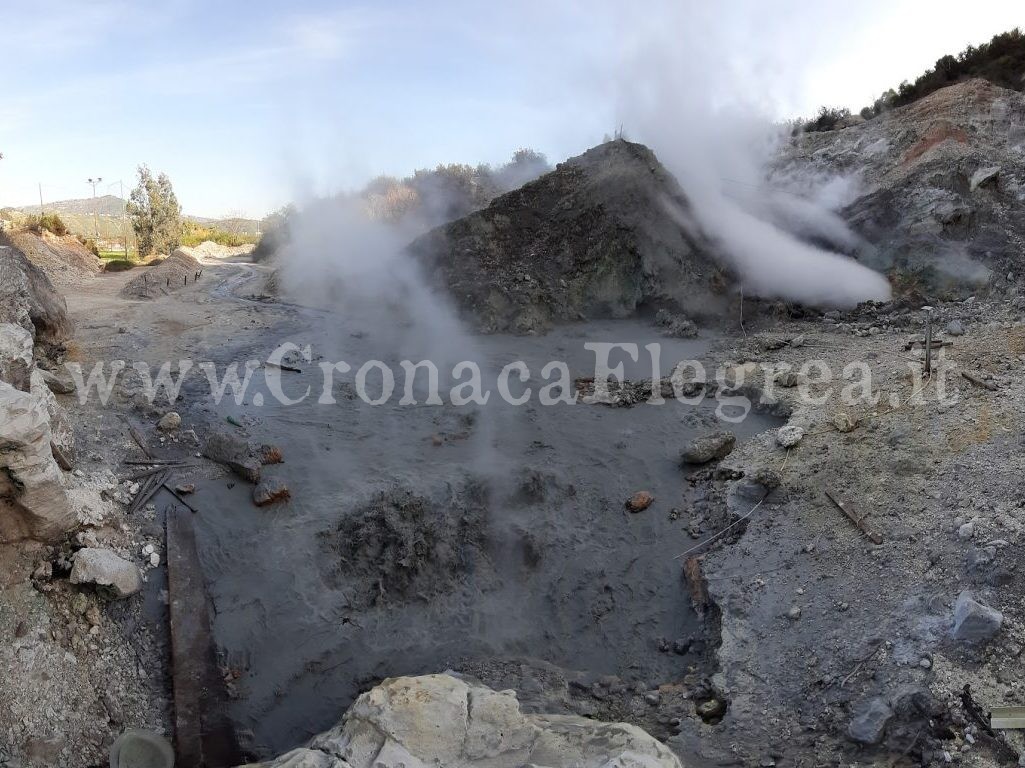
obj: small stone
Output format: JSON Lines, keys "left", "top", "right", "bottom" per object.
{"left": 847, "top": 697, "right": 893, "bottom": 745}
{"left": 957, "top": 522, "right": 975, "bottom": 540}
{"left": 626, "top": 491, "right": 654, "bottom": 512}
{"left": 643, "top": 692, "right": 660, "bottom": 706}
{"left": 919, "top": 657, "right": 932, "bottom": 669}
{"left": 776, "top": 425, "right": 804, "bottom": 448}
{"left": 253, "top": 479, "right": 291, "bottom": 507}
{"left": 787, "top": 606, "right": 802, "bottom": 620}
{"left": 142, "top": 544, "right": 155, "bottom": 556}
{"left": 681, "top": 432, "right": 736, "bottom": 464}
{"left": 157, "top": 412, "right": 182, "bottom": 431}
{"left": 774, "top": 370, "right": 801, "bottom": 388}
{"left": 832, "top": 411, "right": 857, "bottom": 433}
{"left": 946, "top": 320, "right": 965, "bottom": 337}
{"left": 175, "top": 483, "right": 196, "bottom": 495}
{"left": 696, "top": 698, "right": 726, "bottom": 721}
{"left": 149, "top": 552, "right": 161, "bottom": 567}
{"left": 85, "top": 605, "right": 101, "bottom": 627}
{"left": 951, "top": 591, "right": 1002, "bottom": 642}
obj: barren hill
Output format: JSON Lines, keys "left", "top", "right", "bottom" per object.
{"left": 780, "top": 78, "right": 1025, "bottom": 295}
{"left": 409, "top": 139, "right": 732, "bottom": 334}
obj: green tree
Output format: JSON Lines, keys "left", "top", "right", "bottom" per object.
{"left": 127, "top": 165, "right": 182, "bottom": 256}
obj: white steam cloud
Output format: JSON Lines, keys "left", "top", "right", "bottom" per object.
{"left": 610, "top": 2, "right": 892, "bottom": 307}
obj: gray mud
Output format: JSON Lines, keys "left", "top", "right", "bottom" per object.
{"left": 183, "top": 319, "right": 780, "bottom": 757}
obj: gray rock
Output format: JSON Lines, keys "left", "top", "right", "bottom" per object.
{"left": 776, "top": 424, "right": 804, "bottom": 448}
{"left": 70, "top": 548, "right": 142, "bottom": 598}
{"left": 204, "top": 431, "right": 261, "bottom": 483}
{"left": 0, "top": 245, "right": 73, "bottom": 347}
{"left": 244, "top": 674, "right": 682, "bottom": 767}
{"left": 847, "top": 697, "right": 893, "bottom": 745}
{"left": 970, "top": 165, "right": 1000, "bottom": 191}
{"left": 681, "top": 431, "right": 736, "bottom": 464}
{"left": 945, "top": 319, "right": 964, "bottom": 336}
{"left": 157, "top": 411, "right": 182, "bottom": 431}
{"left": 951, "top": 591, "right": 1002, "bottom": 642}
{"left": 253, "top": 479, "right": 291, "bottom": 507}
{"left": 39, "top": 366, "right": 77, "bottom": 394}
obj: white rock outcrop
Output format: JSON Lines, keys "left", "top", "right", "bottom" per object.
{"left": 0, "top": 379, "right": 74, "bottom": 542}
{"left": 242, "top": 674, "right": 683, "bottom": 768}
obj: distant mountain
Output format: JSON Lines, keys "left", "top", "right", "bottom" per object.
{"left": 18, "top": 194, "right": 125, "bottom": 217}
{"left": 13, "top": 197, "right": 262, "bottom": 239}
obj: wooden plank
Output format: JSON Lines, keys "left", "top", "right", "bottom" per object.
{"left": 166, "top": 506, "right": 245, "bottom": 767}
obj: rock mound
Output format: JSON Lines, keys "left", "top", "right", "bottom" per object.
{"left": 321, "top": 483, "right": 490, "bottom": 609}
{"left": 120, "top": 249, "right": 202, "bottom": 299}
{"left": 0, "top": 245, "right": 73, "bottom": 348}
{"left": 409, "top": 139, "right": 730, "bottom": 333}
{"left": 781, "top": 78, "right": 1025, "bottom": 296}
{"left": 244, "top": 674, "right": 682, "bottom": 768}
{"left": 2, "top": 230, "right": 101, "bottom": 286}
{"left": 188, "top": 240, "right": 255, "bottom": 260}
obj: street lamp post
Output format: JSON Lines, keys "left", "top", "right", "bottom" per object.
{"left": 86, "top": 177, "right": 103, "bottom": 238}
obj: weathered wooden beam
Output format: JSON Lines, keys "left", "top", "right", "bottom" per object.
{"left": 166, "top": 506, "right": 245, "bottom": 767}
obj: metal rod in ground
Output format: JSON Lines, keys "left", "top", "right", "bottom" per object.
{"left": 128, "top": 470, "right": 169, "bottom": 515}
{"left": 161, "top": 482, "right": 199, "bottom": 514}
{"left": 924, "top": 312, "right": 933, "bottom": 379}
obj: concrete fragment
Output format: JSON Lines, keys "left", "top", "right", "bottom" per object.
{"left": 70, "top": 548, "right": 143, "bottom": 598}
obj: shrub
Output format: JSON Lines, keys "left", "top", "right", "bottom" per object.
{"left": 103, "top": 259, "right": 136, "bottom": 272}
{"left": 79, "top": 237, "right": 100, "bottom": 256}
{"left": 26, "top": 213, "right": 69, "bottom": 236}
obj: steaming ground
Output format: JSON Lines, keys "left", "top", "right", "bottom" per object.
{"left": 183, "top": 315, "right": 780, "bottom": 756}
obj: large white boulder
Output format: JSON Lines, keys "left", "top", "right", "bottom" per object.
{"left": 0, "top": 380, "right": 74, "bottom": 542}
{"left": 243, "top": 674, "right": 682, "bottom": 768}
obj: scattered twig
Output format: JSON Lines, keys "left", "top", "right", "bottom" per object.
{"left": 840, "top": 643, "right": 883, "bottom": 688}
{"left": 123, "top": 459, "right": 188, "bottom": 466}
{"left": 120, "top": 416, "right": 153, "bottom": 459}
{"left": 825, "top": 488, "right": 883, "bottom": 544}
{"left": 962, "top": 370, "right": 998, "bottom": 391}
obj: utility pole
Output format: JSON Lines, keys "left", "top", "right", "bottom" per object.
{"left": 86, "top": 177, "right": 103, "bottom": 237}
{"left": 109, "top": 180, "right": 130, "bottom": 258}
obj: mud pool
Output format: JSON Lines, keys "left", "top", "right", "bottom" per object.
{"left": 181, "top": 319, "right": 780, "bottom": 757}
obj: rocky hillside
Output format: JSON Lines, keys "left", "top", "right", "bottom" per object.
{"left": 780, "top": 79, "right": 1025, "bottom": 296}
{"left": 409, "top": 140, "right": 732, "bottom": 334}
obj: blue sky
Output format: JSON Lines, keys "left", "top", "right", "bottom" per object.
{"left": 1, "top": 0, "right": 1021, "bottom": 218}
